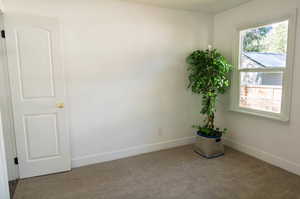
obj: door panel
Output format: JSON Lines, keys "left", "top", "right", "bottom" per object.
{"left": 16, "top": 28, "right": 55, "bottom": 99}
{"left": 5, "top": 15, "right": 71, "bottom": 179}
{"left": 24, "top": 114, "right": 59, "bottom": 160}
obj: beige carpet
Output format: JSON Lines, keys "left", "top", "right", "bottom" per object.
{"left": 14, "top": 145, "right": 300, "bottom": 199}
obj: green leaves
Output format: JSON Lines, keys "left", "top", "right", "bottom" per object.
{"left": 194, "top": 126, "right": 227, "bottom": 137}
{"left": 186, "top": 49, "right": 232, "bottom": 95}
{"left": 243, "top": 27, "right": 272, "bottom": 52}
{"left": 186, "top": 48, "right": 233, "bottom": 136}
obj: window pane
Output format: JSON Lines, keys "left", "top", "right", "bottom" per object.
{"left": 240, "top": 21, "right": 288, "bottom": 69}
{"left": 239, "top": 72, "right": 283, "bottom": 113}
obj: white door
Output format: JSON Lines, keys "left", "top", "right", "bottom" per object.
{"left": 5, "top": 15, "right": 71, "bottom": 179}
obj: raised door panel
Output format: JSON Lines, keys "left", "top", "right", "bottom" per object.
{"left": 24, "top": 114, "right": 59, "bottom": 160}
{"left": 16, "top": 28, "right": 55, "bottom": 99}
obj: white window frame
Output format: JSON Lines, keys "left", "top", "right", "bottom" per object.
{"left": 230, "top": 11, "right": 297, "bottom": 122}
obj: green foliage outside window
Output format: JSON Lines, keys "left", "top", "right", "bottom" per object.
{"left": 243, "top": 27, "right": 271, "bottom": 52}
{"left": 243, "top": 22, "right": 288, "bottom": 54}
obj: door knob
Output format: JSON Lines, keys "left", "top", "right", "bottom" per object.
{"left": 56, "top": 103, "right": 65, "bottom": 109}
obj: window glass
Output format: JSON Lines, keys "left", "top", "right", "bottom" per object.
{"left": 240, "top": 21, "right": 288, "bottom": 69}
{"left": 239, "top": 72, "right": 283, "bottom": 113}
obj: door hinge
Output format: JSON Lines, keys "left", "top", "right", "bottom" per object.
{"left": 1, "top": 30, "right": 5, "bottom": 38}
{"left": 14, "top": 157, "right": 19, "bottom": 165}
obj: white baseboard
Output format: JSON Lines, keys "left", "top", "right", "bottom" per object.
{"left": 224, "top": 138, "right": 300, "bottom": 176}
{"left": 72, "top": 136, "right": 196, "bottom": 168}
{"left": 72, "top": 136, "right": 300, "bottom": 176}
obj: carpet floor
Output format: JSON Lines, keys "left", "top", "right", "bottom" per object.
{"left": 14, "top": 145, "right": 300, "bottom": 199}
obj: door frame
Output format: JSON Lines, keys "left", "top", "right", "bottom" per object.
{"left": 0, "top": 11, "right": 19, "bottom": 181}
{"left": 0, "top": 111, "right": 10, "bottom": 199}
{"left": 0, "top": 10, "right": 15, "bottom": 199}
{"left": 0, "top": 8, "right": 12, "bottom": 199}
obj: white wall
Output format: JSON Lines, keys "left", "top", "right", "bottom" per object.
{"left": 3, "top": 0, "right": 213, "bottom": 167}
{"left": 214, "top": 0, "right": 300, "bottom": 175}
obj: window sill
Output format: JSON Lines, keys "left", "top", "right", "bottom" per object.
{"left": 229, "top": 107, "right": 289, "bottom": 122}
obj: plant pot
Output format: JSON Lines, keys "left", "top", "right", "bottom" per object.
{"left": 194, "top": 131, "right": 224, "bottom": 159}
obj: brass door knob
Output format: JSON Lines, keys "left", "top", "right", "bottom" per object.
{"left": 56, "top": 103, "right": 65, "bottom": 109}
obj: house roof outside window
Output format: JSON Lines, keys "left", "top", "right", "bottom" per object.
{"left": 243, "top": 52, "right": 286, "bottom": 68}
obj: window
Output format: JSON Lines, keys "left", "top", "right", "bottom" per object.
{"left": 231, "top": 15, "right": 296, "bottom": 121}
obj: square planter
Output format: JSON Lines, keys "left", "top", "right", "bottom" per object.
{"left": 194, "top": 131, "right": 224, "bottom": 159}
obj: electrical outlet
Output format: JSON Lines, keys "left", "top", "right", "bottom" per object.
{"left": 158, "top": 128, "right": 163, "bottom": 137}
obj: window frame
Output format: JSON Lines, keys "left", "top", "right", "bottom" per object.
{"left": 230, "top": 12, "right": 297, "bottom": 122}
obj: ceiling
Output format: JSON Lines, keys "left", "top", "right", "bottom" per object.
{"left": 125, "top": 0, "right": 252, "bottom": 13}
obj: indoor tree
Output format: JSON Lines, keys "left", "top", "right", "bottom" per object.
{"left": 186, "top": 48, "right": 233, "bottom": 136}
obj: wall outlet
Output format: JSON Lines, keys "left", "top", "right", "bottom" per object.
{"left": 158, "top": 128, "right": 163, "bottom": 137}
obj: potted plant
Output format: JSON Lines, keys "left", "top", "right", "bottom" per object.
{"left": 186, "top": 48, "right": 232, "bottom": 158}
